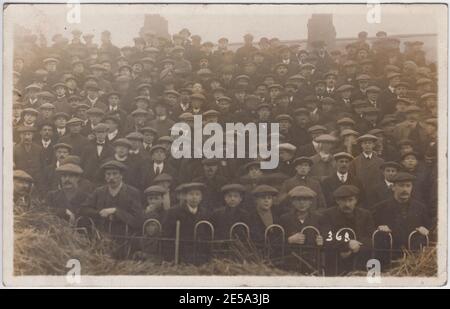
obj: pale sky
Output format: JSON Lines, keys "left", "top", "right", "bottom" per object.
{"left": 5, "top": 4, "right": 444, "bottom": 46}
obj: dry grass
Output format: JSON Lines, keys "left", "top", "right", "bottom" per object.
{"left": 14, "top": 201, "right": 290, "bottom": 276}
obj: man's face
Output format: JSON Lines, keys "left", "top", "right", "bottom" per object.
{"left": 279, "top": 150, "right": 294, "bottom": 162}
{"left": 129, "top": 140, "right": 141, "bottom": 150}
{"left": 326, "top": 75, "right": 336, "bottom": 88}
{"left": 68, "top": 123, "right": 82, "bottom": 134}
{"left": 269, "top": 88, "right": 280, "bottom": 99}
{"left": 55, "top": 86, "right": 66, "bottom": 97}
{"left": 396, "top": 101, "right": 409, "bottom": 113}
{"left": 257, "top": 108, "right": 271, "bottom": 121}
{"left": 295, "top": 163, "right": 311, "bottom": 176}
{"left": 395, "top": 86, "right": 408, "bottom": 97}
{"left": 203, "top": 164, "right": 218, "bottom": 178}
{"left": 105, "top": 120, "right": 118, "bottom": 132}
{"left": 248, "top": 166, "right": 262, "bottom": 178}
{"left": 60, "top": 173, "right": 79, "bottom": 189}
{"left": 45, "top": 62, "right": 57, "bottom": 72}
{"left": 14, "top": 179, "right": 31, "bottom": 196}
{"left": 336, "top": 158, "right": 350, "bottom": 173}
{"left": 364, "top": 113, "right": 378, "bottom": 123}
{"left": 89, "top": 115, "right": 102, "bottom": 126}
{"left": 402, "top": 155, "right": 418, "bottom": 170}
{"left": 55, "top": 148, "right": 70, "bottom": 161}
{"left": 315, "top": 83, "right": 326, "bottom": 94}
{"left": 108, "top": 95, "right": 120, "bottom": 106}
{"left": 146, "top": 194, "right": 164, "bottom": 210}
{"left": 361, "top": 140, "right": 375, "bottom": 153}
{"left": 295, "top": 114, "right": 309, "bottom": 128}
{"left": 275, "top": 66, "right": 288, "bottom": 76}
{"left": 291, "top": 197, "right": 313, "bottom": 213}
{"left": 235, "top": 91, "right": 246, "bottom": 102}
{"left": 114, "top": 145, "right": 129, "bottom": 157}
{"left": 336, "top": 196, "right": 358, "bottom": 214}
{"left": 255, "top": 194, "right": 273, "bottom": 211}
{"left": 143, "top": 132, "right": 156, "bottom": 144}
{"left": 279, "top": 120, "right": 291, "bottom": 132}
{"left": 393, "top": 181, "right": 413, "bottom": 203}
{"left": 155, "top": 105, "right": 167, "bottom": 116}
{"left": 105, "top": 169, "right": 122, "bottom": 186}
{"left": 224, "top": 191, "right": 242, "bottom": 208}
{"left": 367, "top": 92, "right": 379, "bottom": 101}
{"left": 384, "top": 167, "right": 398, "bottom": 182}
{"left": 186, "top": 189, "right": 202, "bottom": 208}
{"left": 21, "top": 132, "right": 33, "bottom": 144}
{"left": 24, "top": 113, "right": 37, "bottom": 124}
{"left": 358, "top": 80, "right": 369, "bottom": 90}
{"left": 40, "top": 125, "right": 53, "bottom": 140}
{"left": 165, "top": 94, "right": 178, "bottom": 106}
{"left": 95, "top": 131, "right": 107, "bottom": 143}
{"left": 151, "top": 149, "right": 166, "bottom": 162}
{"left": 322, "top": 103, "right": 333, "bottom": 113}
{"left": 134, "top": 115, "right": 147, "bottom": 126}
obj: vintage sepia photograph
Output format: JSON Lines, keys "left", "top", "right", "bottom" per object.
{"left": 2, "top": 2, "right": 447, "bottom": 287}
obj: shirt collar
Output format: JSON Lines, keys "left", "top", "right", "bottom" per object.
{"left": 363, "top": 152, "right": 373, "bottom": 159}
{"left": 186, "top": 204, "right": 198, "bottom": 215}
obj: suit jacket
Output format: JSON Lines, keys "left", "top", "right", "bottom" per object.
{"left": 370, "top": 180, "right": 394, "bottom": 210}
{"left": 373, "top": 198, "right": 430, "bottom": 249}
{"left": 141, "top": 160, "right": 177, "bottom": 191}
{"left": 38, "top": 139, "right": 56, "bottom": 168}
{"left": 279, "top": 210, "right": 322, "bottom": 244}
{"left": 309, "top": 154, "right": 336, "bottom": 182}
{"left": 148, "top": 118, "right": 175, "bottom": 138}
{"left": 47, "top": 188, "right": 89, "bottom": 219}
{"left": 349, "top": 153, "right": 384, "bottom": 194}
{"left": 80, "top": 183, "right": 143, "bottom": 232}
{"left": 13, "top": 143, "right": 43, "bottom": 185}
{"left": 210, "top": 206, "right": 251, "bottom": 240}
{"left": 246, "top": 209, "right": 281, "bottom": 244}
{"left": 320, "top": 206, "right": 375, "bottom": 252}
{"left": 59, "top": 133, "right": 90, "bottom": 156}
{"left": 81, "top": 141, "right": 114, "bottom": 183}
{"left": 321, "top": 173, "right": 366, "bottom": 208}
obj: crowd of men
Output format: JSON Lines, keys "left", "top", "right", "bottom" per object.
{"left": 12, "top": 27, "right": 438, "bottom": 272}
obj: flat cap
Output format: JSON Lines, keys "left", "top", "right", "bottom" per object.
{"left": 386, "top": 72, "right": 401, "bottom": 80}
{"left": 278, "top": 143, "right": 297, "bottom": 152}
{"left": 315, "top": 134, "right": 337, "bottom": 143}
{"left": 126, "top": 132, "right": 144, "bottom": 141}
{"left": 131, "top": 108, "right": 149, "bottom": 117}
{"left": 93, "top": 123, "right": 109, "bottom": 133}
{"left": 366, "top": 86, "right": 381, "bottom": 93}
{"left": 380, "top": 161, "right": 403, "bottom": 170}
{"left": 144, "top": 185, "right": 167, "bottom": 195}
{"left": 321, "top": 97, "right": 336, "bottom": 105}
{"left": 356, "top": 74, "right": 371, "bottom": 81}
{"left": 392, "top": 172, "right": 416, "bottom": 183}
{"left": 333, "top": 185, "right": 360, "bottom": 198}
{"left": 39, "top": 103, "right": 55, "bottom": 110}
{"left": 53, "top": 112, "right": 70, "bottom": 120}
{"left": 53, "top": 143, "right": 73, "bottom": 151}
{"left": 337, "top": 117, "right": 356, "bottom": 125}
{"left": 400, "top": 151, "right": 419, "bottom": 161}
{"left": 333, "top": 152, "right": 354, "bottom": 160}
{"left": 17, "top": 126, "right": 37, "bottom": 133}
{"left": 100, "top": 160, "right": 128, "bottom": 171}
{"left": 149, "top": 144, "right": 166, "bottom": 153}
{"left": 154, "top": 173, "right": 173, "bottom": 183}
{"left": 362, "top": 106, "right": 380, "bottom": 114}
{"left": 308, "top": 125, "right": 327, "bottom": 133}
{"left": 420, "top": 93, "right": 437, "bottom": 101}
{"left": 336, "top": 84, "right": 354, "bottom": 92}
{"left": 252, "top": 185, "right": 279, "bottom": 196}
{"left": 221, "top": 183, "right": 246, "bottom": 193}
{"left": 55, "top": 163, "right": 83, "bottom": 175}
{"left": 404, "top": 106, "right": 422, "bottom": 114}
{"left": 294, "top": 107, "right": 309, "bottom": 115}
{"left": 140, "top": 127, "right": 158, "bottom": 135}
{"left": 86, "top": 107, "right": 105, "bottom": 116}
{"left": 288, "top": 186, "right": 317, "bottom": 198}
{"left": 182, "top": 182, "right": 206, "bottom": 192}
{"left": 22, "top": 108, "right": 39, "bottom": 115}
{"left": 203, "top": 110, "right": 220, "bottom": 118}
{"left": 275, "top": 114, "right": 294, "bottom": 122}
{"left": 416, "top": 78, "right": 433, "bottom": 86}
{"left": 356, "top": 134, "right": 378, "bottom": 143}
{"left": 190, "top": 93, "right": 206, "bottom": 101}
{"left": 66, "top": 118, "right": 84, "bottom": 126}
{"left": 13, "top": 170, "right": 34, "bottom": 182}
{"left": 113, "top": 138, "right": 133, "bottom": 148}
{"left": 103, "top": 114, "right": 121, "bottom": 124}
{"left": 158, "top": 136, "right": 173, "bottom": 144}
{"left": 293, "top": 156, "right": 313, "bottom": 166}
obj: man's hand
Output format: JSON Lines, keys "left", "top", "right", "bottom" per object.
{"left": 340, "top": 250, "right": 352, "bottom": 259}
{"left": 348, "top": 239, "right": 362, "bottom": 253}
{"left": 65, "top": 209, "right": 76, "bottom": 225}
{"left": 288, "top": 233, "right": 305, "bottom": 245}
{"left": 99, "top": 208, "right": 117, "bottom": 218}
{"left": 315, "top": 235, "right": 324, "bottom": 246}
{"left": 377, "top": 225, "right": 392, "bottom": 233}
{"left": 416, "top": 226, "right": 429, "bottom": 236}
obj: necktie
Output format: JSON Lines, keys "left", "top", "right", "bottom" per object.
{"left": 340, "top": 175, "right": 345, "bottom": 183}
{"left": 155, "top": 166, "right": 161, "bottom": 175}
